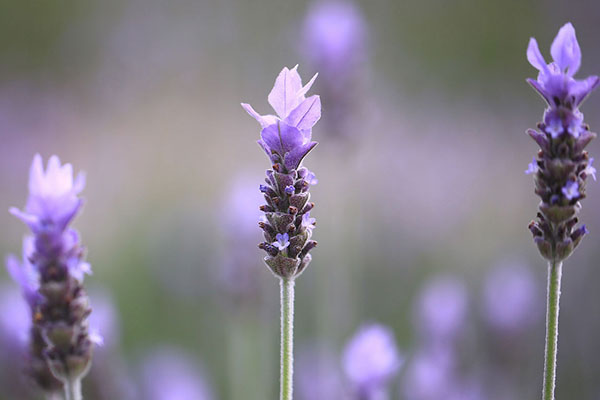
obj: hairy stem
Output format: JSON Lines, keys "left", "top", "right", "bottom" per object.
{"left": 280, "top": 278, "right": 295, "bottom": 400}
{"left": 542, "top": 260, "right": 562, "bottom": 400}
{"left": 63, "top": 378, "right": 82, "bottom": 400}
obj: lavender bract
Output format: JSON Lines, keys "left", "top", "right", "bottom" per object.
{"left": 6, "top": 154, "right": 97, "bottom": 395}
{"left": 242, "top": 65, "right": 320, "bottom": 279}
{"left": 526, "top": 23, "right": 598, "bottom": 262}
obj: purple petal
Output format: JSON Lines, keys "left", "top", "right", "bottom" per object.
{"left": 268, "top": 66, "right": 303, "bottom": 118}
{"left": 284, "top": 141, "right": 318, "bottom": 171}
{"left": 260, "top": 121, "right": 304, "bottom": 155}
{"left": 241, "top": 103, "right": 279, "bottom": 128}
{"left": 572, "top": 75, "right": 600, "bottom": 106}
{"left": 297, "top": 72, "right": 318, "bottom": 99}
{"left": 527, "top": 38, "right": 548, "bottom": 73}
{"left": 526, "top": 78, "right": 552, "bottom": 105}
{"left": 285, "top": 95, "right": 321, "bottom": 131}
{"left": 9, "top": 207, "right": 40, "bottom": 232}
{"left": 550, "top": 22, "right": 581, "bottom": 76}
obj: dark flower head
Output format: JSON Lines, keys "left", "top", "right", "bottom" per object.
{"left": 527, "top": 23, "right": 599, "bottom": 109}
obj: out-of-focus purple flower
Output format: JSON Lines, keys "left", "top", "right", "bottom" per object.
{"left": 483, "top": 263, "right": 540, "bottom": 334}
{"left": 297, "top": 345, "right": 346, "bottom": 400}
{"left": 220, "top": 176, "right": 265, "bottom": 302}
{"left": 527, "top": 23, "right": 599, "bottom": 110}
{"left": 342, "top": 324, "right": 402, "bottom": 397}
{"left": 525, "top": 157, "right": 539, "bottom": 175}
{"left": 301, "top": 1, "right": 369, "bottom": 140}
{"left": 88, "top": 290, "right": 121, "bottom": 350}
{"left": 415, "top": 277, "right": 468, "bottom": 343}
{"left": 402, "top": 346, "right": 456, "bottom": 400}
{"left": 7, "top": 154, "right": 95, "bottom": 389}
{"left": 561, "top": 180, "right": 579, "bottom": 200}
{"left": 302, "top": 1, "right": 367, "bottom": 73}
{"left": 141, "top": 347, "right": 214, "bottom": 400}
{"left": 242, "top": 66, "right": 320, "bottom": 171}
{"left": 0, "top": 285, "right": 30, "bottom": 349}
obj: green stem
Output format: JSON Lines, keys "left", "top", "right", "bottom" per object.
{"left": 63, "top": 378, "right": 82, "bottom": 400}
{"left": 542, "top": 260, "right": 562, "bottom": 400}
{"left": 280, "top": 278, "right": 295, "bottom": 400}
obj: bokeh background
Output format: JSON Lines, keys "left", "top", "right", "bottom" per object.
{"left": 1, "top": 0, "right": 600, "bottom": 399}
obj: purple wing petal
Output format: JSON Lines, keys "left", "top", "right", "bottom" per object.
{"left": 527, "top": 38, "right": 548, "bottom": 74}
{"left": 285, "top": 95, "right": 321, "bottom": 130}
{"left": 261, "top": 122, "right": 304, "bottom": 155}
{"left": 268, "top": 66, "right": 303, "bottom": 118}
{"left": 241, "top": 103, "right": 278, "bottom": 128}
{"left": 297, "top": 73, "right": 318, "bottom": 99}
{"left": 572, "top": 75, "right": 600, "bottom": 106}
{"left": 527, "top": 78, "right": 552, "bottom": 105}
{"left": 550, "top": 22, "right": 581, "bottom": 76}
{"left": 284, "top": 141, "right": 318, "bottom": 171}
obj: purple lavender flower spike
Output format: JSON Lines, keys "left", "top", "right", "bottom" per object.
{"left": 6, "top": 154, "right": 96, "bottom": 397}
{"left": 526, "top": 23, "right": 597, "bottom": 262}
{"left": 243, "top": 66, "right": 320, "bottom": 279}
{"left": 526, "top": 24, "right": 598, "bottom": 400}
{"left": 342, "top": 324, "right": 402, "bottom": 399}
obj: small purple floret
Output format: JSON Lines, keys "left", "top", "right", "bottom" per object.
{"left": 525, "top": 157, "right": 539, "bottom": 175}
{"left": 585, "top": 158, "right": 597, "bottom": 181}
{"left": 284, "top": 185, "right": 295, "bottom": 195}
{"left": 561, "top": 180, "right": 579, "bottom": 200}
{"left": 273, "top": 233, "right": 290, "bottom": 251}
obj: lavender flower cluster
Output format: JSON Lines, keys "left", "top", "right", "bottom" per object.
{"left": 242, "top": 66, "right": 320, "bottom": 279}
{"left": 6, "top": 155, "right": 98, "bottom": 395}
{"left": 526, "top": 23, "right": 599, "bottom": 262}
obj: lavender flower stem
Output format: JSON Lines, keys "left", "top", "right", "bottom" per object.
{"left": 280, "top": 278, "right": 295, "bottom": 400}
{"left": 542, "top": 260, "right": 562, "bottom": 400}
{"left": 63, "top": 378, "right": 83, "bottom": 400}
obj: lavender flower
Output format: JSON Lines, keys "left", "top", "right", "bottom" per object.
{"left": 526, "top": 23, "right": 598, "bottom": 262}
{"left": 242, "top": 65, "right": 320, "bottom": 279}
{"left": 342, "top": 324, "right": 402, "bottom": 399}
{"left": 6, "top": 154, "right": 96, "bottom": 398}
{"left": 301, "top": 1, "right": 368, "bottom": 138}
{"left": 219, "top": 176, "right": 266, "bottom": 304}
{"left": 0, "top": 285, "right": 37, "bottom": 398}
{"left": 483, "top": 263, "right": 540, "bottom": 334}
{"left": 525, "top": 23, "right": 598, "bottom": 400}
{"left": 141, "top": 347, "right": 214, "bottom": 400}
{"left": 242, "top": 66, "right": 321, "bottom": 400}
{"left": 415, "top": 277, "right": 468, "bottom": 344}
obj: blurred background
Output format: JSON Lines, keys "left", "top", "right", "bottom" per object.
{"left": 1, "top": 0, "right": 600, "bottom": 399}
